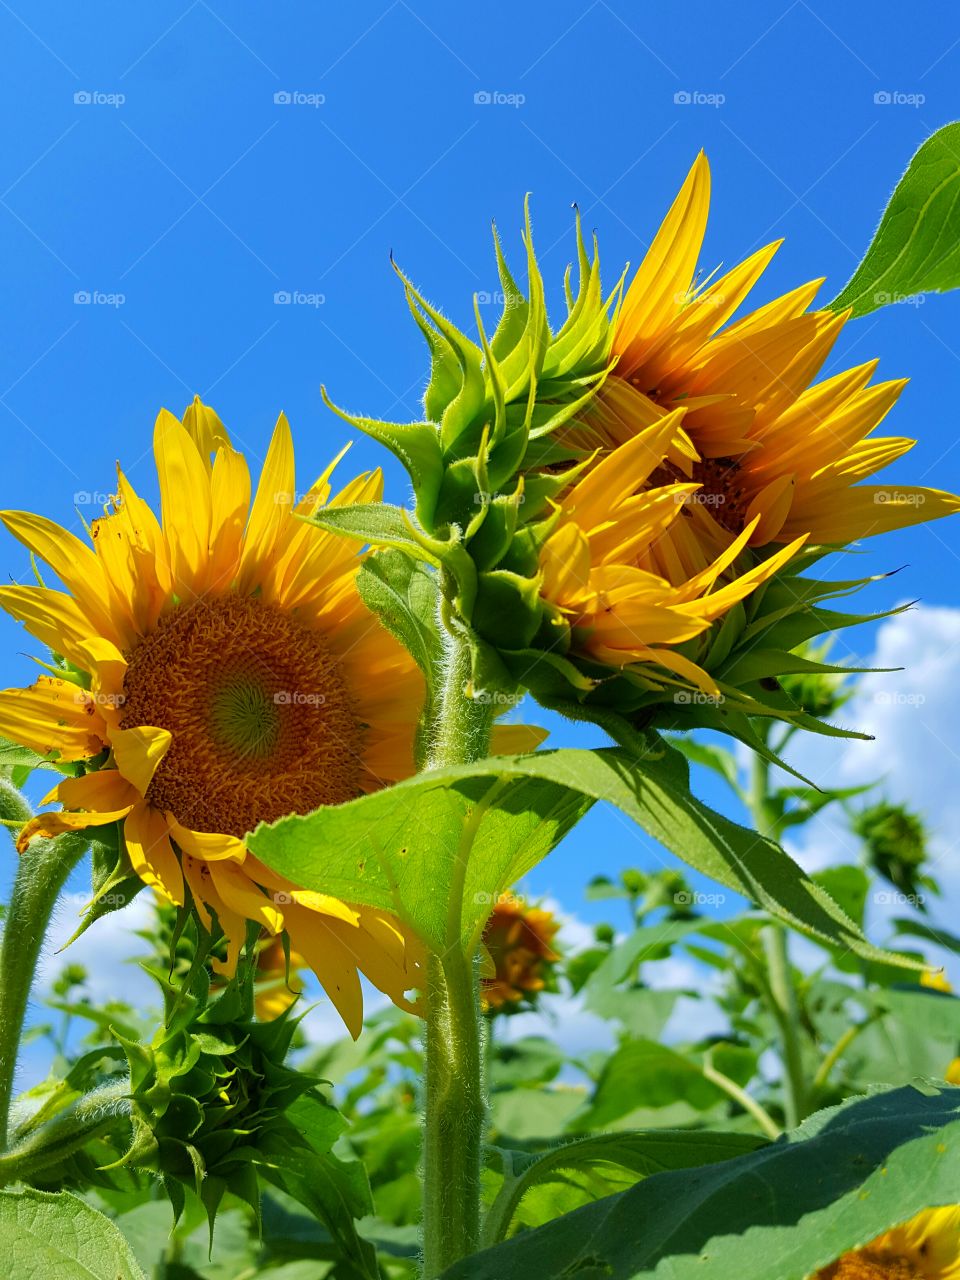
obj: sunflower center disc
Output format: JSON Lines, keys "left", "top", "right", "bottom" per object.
{"left": 120, "top": 595, "right": 363, "bottom": 837}
{"left": 818, "top": 1249, "right": 922, "bottom": 1279}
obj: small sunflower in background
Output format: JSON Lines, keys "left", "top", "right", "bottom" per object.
{"left": 813, "top": 1207, "right": 960, "bottom": 1278}
{"left": 0, "top": 398, "right": 429, "bottom": 1036}
{"left": 480, "top": 893, "right": 561, "bottom": 1014}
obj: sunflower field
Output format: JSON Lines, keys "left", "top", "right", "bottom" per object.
{"left": 3, "top": 14, "right": 960, "bottom": 1277}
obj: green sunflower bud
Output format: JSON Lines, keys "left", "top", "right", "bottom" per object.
{"left": 317, "top": 203, "right": 618, "bottom": 687}
{"left": 853, "top": 800, "right": 934, "bottom": 904}
{"left": 117, "top": 955, "right": 321, "bottom": 1231}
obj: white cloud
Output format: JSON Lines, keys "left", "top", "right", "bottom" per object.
{"left": 785, "top": 604, "right": 960, "bottom": 965}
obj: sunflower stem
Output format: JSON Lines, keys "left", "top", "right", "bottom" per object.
{"left": 0, "top": 781, "right": 88, "bottom": 1151}
{"left": 0, "top": 1079, "right": 130, "bottom": 1186}
{"left": 421, "top": 623, "right": 493, "bottom": 1278}
{"left": 747, "top": 745, "right": 807, "bottom": 1129}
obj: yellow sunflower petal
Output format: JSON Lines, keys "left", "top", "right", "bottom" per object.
{"left": 124, "top": 803, "right": 184, "bottom": 906}
{"left": 154, "top": 407, "right": 212, "bottom": 598}
{"left": 110, "top": 725, "right": 172, "bottom": 796}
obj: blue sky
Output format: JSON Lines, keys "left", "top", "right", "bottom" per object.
{"left": 1, "top": 2, "right": 960, "bottom": 958}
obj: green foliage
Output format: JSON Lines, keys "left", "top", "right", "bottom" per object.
{"left": 830, "top": 120, "right": 960, "bottom": 315}
{"left": 248, "top": 741, "right": 918, "bottom": 967}
{"left": 0, "top": 1188, "right": 146, "bottom": 1279}
{"left": 440, "top": 1085, "right": 960, "bottom": 1280}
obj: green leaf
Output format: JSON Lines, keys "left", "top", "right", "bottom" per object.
{"left": 308, "top": 501, "right": 443, "bottom": 564}
{"left": 484, "top": 1130, "right": 765, "bottom": 1245}
{"left": 573, "top": 1039, "right": 756, "bottom": 1130}
{"left": 441, "top": 1084, "right": 960, "bottom": 1280}
{"left": 0, "top": 1188, "right": 145, "bottom": 1278}
{"left": 829, "top": 122, "right": 960, "bottom": 316}
{"left": 248, "top": 744, "right": 926, "bottom": 968}
{"left": 356, "top": 550, "right": 442, "bottom": 768}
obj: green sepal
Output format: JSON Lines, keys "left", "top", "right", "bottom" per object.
{"left": 320, "top": 387, "right": 445, "bottom": 528}
{"left": 472, "top": 569, "right": 545, "bottom": 649}
{"left": 307, "top": 500, "right": 445, "bottom": 565}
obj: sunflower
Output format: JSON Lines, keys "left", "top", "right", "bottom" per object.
{"left": 814, "top": 1207, "right": 960, "bottom": 1279}
{"left": 538, "top": 408, "right": 806, "bottom": 690}
{"left": 560, "top": 152, "right": 960, "bottom": 581}
{"left": 0, "top": 398, "right": 444, "bottom": 1036}
{"left": 481, "top": 894, "right": 560, "bottom": 1013}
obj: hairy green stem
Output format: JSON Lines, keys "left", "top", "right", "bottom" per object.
{"left": 420, "top": 625, "right": 494, "bottom": 1278}
{"left": 748, "top": 750, "right": 807, "bottom": 1128}
{"left": 0, "top": 1079, "right": 130, "bottom": 1186}
{"left": 0, "top": 780, "right": 89, "bottom": 1150}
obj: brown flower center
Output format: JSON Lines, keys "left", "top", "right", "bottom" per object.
{"left": 649, "top": 456, "right": 751, "bottom": 534}
{"left": 120, "top": 595, "right": 363, "bottom": 837}
{"left": 817, "top": 1248, "right": 923, "bottom": 1279}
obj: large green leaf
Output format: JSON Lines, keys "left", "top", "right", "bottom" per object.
{"left": 0, "top": 1188, "right": 145, "bottom": 1279}
{"left": 441, "top": 1084, "right": 960, "bottom": 1280}
{"left": 248, "top": 744, "right": 917, "bottom": 966}
{"left": 829, "top": 121, "right": 960, "bottom": 316}
{"left": 484, "top": 1131, "right": 766, "bottom": 1246}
